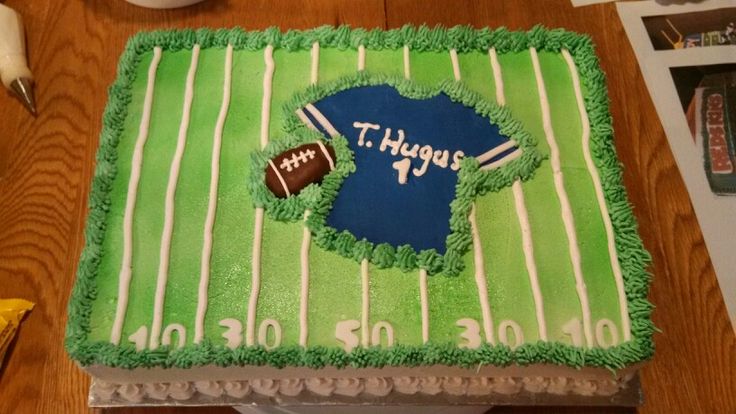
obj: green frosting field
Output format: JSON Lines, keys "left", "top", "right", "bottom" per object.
{"left": 66, "top": 26, "right": 652, "bottom": 371}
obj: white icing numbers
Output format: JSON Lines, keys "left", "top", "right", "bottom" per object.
{"left": 218, "top": 318, "right": 282, "bottom": 349}
{"left": 335, "top": 320, "right": 394, "bottom": 351}
{"left": 351, "top": 121, "right": 465, "bottom": 184}
{"left": 456, "top": 318, "right": 482, "bottom": 349}
{"left": 335, "top": 320, "right": 361, "bottom": 351}
{"left": 562, "top": 317, "right": 584, "bottom": 347}
{"left": 371, "top": 321, "right": 395, "bottom": 347}
{"left": 563, "top": 317, "right": 619, "bottom": 348}
{"left": 392, "top": 158, "right": 411, "bottom": 185}
{"left": 128, "top": 325, "right": 148, "bottom": 351}
{"left": 595, "top": 319, "right": 619, "bottom": 349}
{"left": 498, "top": 320, "right": 523, "bottom": 349}
{"left": 128, "top": 323, "right": 186, "bottom": 350}
{"left": 258, "top": 319, "right": 282, "bottom": 350}
{"left": 162, "top": 323, "right": 186, "bottom": 349}
{"left": 457, "top": 318, "right": 525, "bottom": 349}
{"left": 219, "top": 318, "right": 243, "bottom": 349}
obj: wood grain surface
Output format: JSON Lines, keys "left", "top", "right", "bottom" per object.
{"left": 0, "top": 0, "right": 733, "bottom": 413}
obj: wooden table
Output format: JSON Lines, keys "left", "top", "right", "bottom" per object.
{"left": 0, "top": 0, "right": 734, "bottom": 412}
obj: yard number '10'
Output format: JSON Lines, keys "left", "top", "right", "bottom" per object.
{"left": 561, "top": 318, "right": 619, "bottom": 348}
{"left": 128, "top": 323, "right": 186, "bottom": 351}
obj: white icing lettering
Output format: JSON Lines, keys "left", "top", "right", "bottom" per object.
{"left": 432, "top": 150, "right": 449, "bottom": 168}
{"left": 335, "top": 319, "right": 361, "bottom": 352}
{"left": 450, "top": 150, "right": 464, "bottom": 171}
{"left": 128, "top": 325, "right": 148, "bottom": 351}
{"left": 594, "top": 319, "right": 619, "bottom": 348}
{"left": 379, "top": 128, "right": 405, "bottom": 156}
{"left": 353, "top": 121, "right": 380, "bottom": 147}
{"left": 412, "top": 145, "right": 433, "bottom": 177}
{"left": 258, "top": 319, "right": 282, "bottom": 350}
{"left": 370, "top": 321, "right": 395, "bottom": 347}
{"left": 162, "top": 323, "right": 186, "bottom": 349}
{"left": 219, "top": 318, "right": 243, "bottom": 349}
{"left": 498, "top": 320, "right": 523, "bottom": 349}
{"left": 456, "top": 318, "right": 482, "bottom": 349}
{"left": 400, "top": 142, "right": 419, "bottom": 158}
{"left": 352, "top": 121, "right": 470, "bottom": 181}
{"left": 392, "top": 158, "right": 411, "bottom": 185}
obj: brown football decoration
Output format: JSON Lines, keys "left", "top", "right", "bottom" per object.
{"left": 265, "top": 142, "right": 337, "bottom": 198}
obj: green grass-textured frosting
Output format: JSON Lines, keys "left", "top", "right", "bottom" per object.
{"left": 252, "top": 72, "right": 542, "bottom": 276}
{"left": 66, "top": 25, "right": 653, "bottom": 372}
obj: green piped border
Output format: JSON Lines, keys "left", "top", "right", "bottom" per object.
{"left": 65, "top": 25, "right": 654, "bottom": 372}
{"left": 251, "top": 72, "right": 542, "bottom": 276}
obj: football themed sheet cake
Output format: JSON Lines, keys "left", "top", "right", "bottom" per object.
{"left": 66, "top": 25, "right": 653, "bottom": 403}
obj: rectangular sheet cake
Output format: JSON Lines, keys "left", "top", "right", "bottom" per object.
{"left": 65, "top": 25, "right": 653, "bottom": 404}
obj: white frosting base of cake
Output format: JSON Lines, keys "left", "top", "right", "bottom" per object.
{"left": 85, "top": 363, "right": 637, "bottom": 403}
{"left": 93, "top": 373, "right": 632, "bottom": 403}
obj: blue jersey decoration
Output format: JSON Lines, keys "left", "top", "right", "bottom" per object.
{"left": 296, "top": 84, "right": 521, "bottom": 254}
